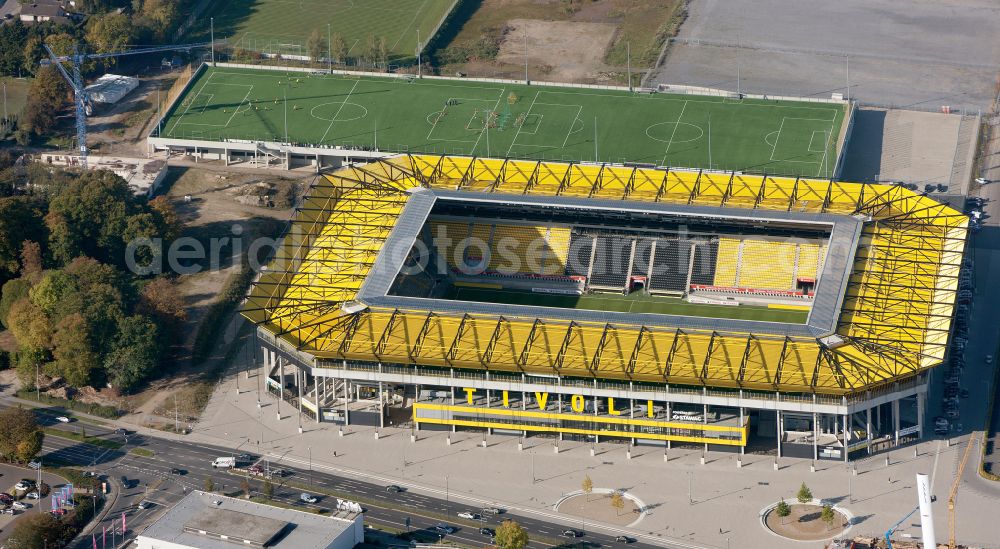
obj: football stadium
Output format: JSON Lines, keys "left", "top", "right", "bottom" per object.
{"left": 243, "top": 154, "right": 968, "bottom": 462}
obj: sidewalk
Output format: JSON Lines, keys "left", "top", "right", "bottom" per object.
{"left": 192, "top": 370, "right": 1000, "bottom": 549}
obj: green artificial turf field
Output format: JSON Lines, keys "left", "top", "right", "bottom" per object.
{"left": 204, "top": 0, "right": 456, "bottom": 63}
{"left": 444, "top": 287, "right": 809, "bottom": 323}
{"left": 160, "top": 66, "right": 847, "bottom": 176}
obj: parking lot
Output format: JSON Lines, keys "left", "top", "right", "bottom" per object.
{"left": 0, "top": 463, "right": 72, "bottom": 543}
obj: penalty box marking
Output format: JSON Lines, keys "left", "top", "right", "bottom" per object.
{"left": 769, "top": 117, "right": 837, "bottom": 163}
{"left": 426, "top": 95, "right": 504, "bottom": 144}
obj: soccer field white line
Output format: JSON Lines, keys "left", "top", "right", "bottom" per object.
{"left": 388, "top": 0, "right": 429, "bottom": 52}
{"left": 425, "top": 97, "right": 499, "bottom": 143}
{"left": 223, "top": 86, "right": 256, "bottom": 128}
{"left": 166, "top": 70, "right": 217, "bottom": 136}
{"left": 319, "top": 80, "right": 360, "bottom": 144}
{"left": 661, "top": 100, "right": 690, "bottom": 167}
{"left": 505, "top": 91, "right": 541, "bottom": 157}
{"left": 470, "top": 89, "right": 507, "bottom": 155}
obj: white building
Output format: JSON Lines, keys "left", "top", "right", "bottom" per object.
{"left": 136, "top": 491, "right": 363, "bottom": 549}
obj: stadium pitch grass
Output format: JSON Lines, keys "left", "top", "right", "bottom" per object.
{"left": 444, "top": 287, "right": 810, "bottom": 324}
{"left": 203, "top": 0, "right": 454, "bottom": 63}
{"left": 162, "top": 66, "right": 847, "bottom": 176}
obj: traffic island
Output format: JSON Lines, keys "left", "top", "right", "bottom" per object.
{"left": 761, "top": 500, "right": 853, "bottom": 542}
{"left": 554, "top": 489, "right": 646, "bottom": 528}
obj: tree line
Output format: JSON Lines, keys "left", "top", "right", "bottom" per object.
{"left": 0, "top": 156, "right": 185, "bottom": 395}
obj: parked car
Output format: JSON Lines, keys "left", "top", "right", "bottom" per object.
{"left": 25, "top": 491, "right": 39, "bottom": 500}
{"left": 11, "top": 501, "right": 28, "bottom": 510}
{"left": 14, "top": 481, "right": 34, "bottom": 491}
{"left": 299, "top": 493, "right": 318, "bottom": 504}
{"left": 457, "top": 511, "right": 480, "bottom": 520}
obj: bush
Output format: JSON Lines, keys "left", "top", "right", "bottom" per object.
{"left": 14, "top": 389, "right": 122, "bottom": 419}
{"left": 796, "top": 482, "right": 813, "bottom": 503}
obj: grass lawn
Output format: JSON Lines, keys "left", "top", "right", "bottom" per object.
{"left": 201, "top": 0, "right": 457, "bottom": 64}
{"left": 0, "top": 77, "right": 31, "bottom": 118}
{"left": 42, "top": 428, "right": 124, "bottom": 450}
{"left": 445, "top": 287, "right": 809, "bottom": 323}
{"left": 161, "top": 66, "right": 846, "bottom": 176}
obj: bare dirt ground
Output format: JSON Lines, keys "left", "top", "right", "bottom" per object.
{"left": 496, "top": 19, "right": 617, "bottom": 83}
{"left": 556, "top": 491, "right": 641, "bottom": 527}
{"left": 764, "top": 504, "right": 849, "bottom": 541}
{"left": 120, "top": 165, "right": 310, "bottom": 429}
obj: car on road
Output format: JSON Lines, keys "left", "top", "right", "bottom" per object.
{"left": 114, "top": 428, "right": 131, "bottom": 436}
{"left": 479, "top": 527, "right": 496, "bottom": 537}
{"left": 615, "top": 536, "right": 636, "bottom": 543}
{"left": 269, "top": 469, "right": 288, "bottom": 477}
{"left": 137, "top": 500, "right": 152, "bottom": 510}
{"left": 236, "top": 453, "right": 255, "bottom": 462}
{"left": 975, "top": 177, "right": 991, "bottom": 185}
{"left": 170, "top": 468, "right": 186, "bottom": 475}
{"left": 247, "top": 464, "right": 268, "bottom": 477}
{"left": 457, "top": 511, "right": 480, "bottom": 520}
{"left": 12, "top": 501, "right": 29, "bottom": 510}
{"left": 55, "top": 416, "right": 70, "bottom": 423}
{"left": 562, "top": 529, "right": 583, "bottom": 538}
{"left": 212, "top": 457, "right": 236, "bottom": 469}
{"left": 385, "top": 484, "right": 403, "bottom": 493}
{"left": 434, "top": 524, "right": 456, "bottom": 535}
{"left": 481, "top": 506, "right": 503, "bottom": 515}
{"left": 299, "top": 493, "right": 318, "bottom": 504}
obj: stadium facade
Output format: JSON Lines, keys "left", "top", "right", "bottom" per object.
{"left": 244, "top": 155, "right": 967, "bottom": 462}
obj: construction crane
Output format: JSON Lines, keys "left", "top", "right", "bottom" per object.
{"left": 948, "top": 437, "right": 976, "bottom": 548}
{"left": 41, "top": 41, "right": 210, "bottom": 167}
{"left": 885, "top": 505, "right": 920, "bottom": 549}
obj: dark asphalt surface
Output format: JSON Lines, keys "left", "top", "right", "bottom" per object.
{"left": 12, "top": 403, "right": 678, "bottom": 549}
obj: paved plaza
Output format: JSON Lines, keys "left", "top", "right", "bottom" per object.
{"left": 191, "top": 362, "right": 1000, "bottom": 549}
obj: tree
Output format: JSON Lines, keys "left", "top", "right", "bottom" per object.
{"left": 263, "top": 477, "right": 274, "bottom": 500}
{"left": 610, "top": 491, "right": 625, "bottom": 516}
{"left": 0, "top": 199, "right": 45, "bottom": 282}
{"left": 796, "top": 482, "right": 813, "bottom": 503}
{"left": 103, "top": 314, "right": 159, "bottom": 392}
{"left": 29, "top": 270, "right": 77, "bottom": 316}
{"left": 775, "top": 499, "right": 791, "bottom": 525}
{"left": 20, "top": 65, "right": 69, "bottom": 139}
{"left": 0, "top": 278, "right": 31, "bottom": 328}
{"left": 148, "top": 196, "right": 182, "bottom": 241}
{"left": 330, "top": 32, "right": 348, "bottom": 65}
{"left": 20, "top": 240, "right": 44, "bottom": 282}
{"left": 0, "top": 406, "right": 43, "bottom": 463}
{"left": 85, "top": 12, "right": 133, "bottom": 58}
{"left": 204, "top": 475, "right": 214, "bottom": 492}
{"left": 581, "top": 474, "right": 593, "bottom": 501}
{"left": 821, "top": 504, "right": 836, "bottom": 530}
{"left": 138, "top": 277, "right": 187, "bottom": 335}
{"left": 307, "top": 28, "right": 327, "bottom": 64}
{"left": 6, "top": 297, "right": 50, "bottom": 350}
{"left": 45, "top": 170, "right": 138, "bottom": 267}
{"left": 0, "top": 21, "right": 28, "bottom": 76}
{"left": 493, "top": 520, "right": 528, "bottom": 549}
{"left": 51, "top": 313, "right": 99, "bottom": 387}
{"left": 366, "top": 34, "right": 386, "bottom": 69}
{"left": 7, "top": 512, "right": 73, "bottom": 549}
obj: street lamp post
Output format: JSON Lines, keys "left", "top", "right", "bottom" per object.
{"left": 688, "top": 471, "right": 693, "bottom": 505}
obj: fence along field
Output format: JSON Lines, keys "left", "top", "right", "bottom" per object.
{"left": 204, "top": 0, "right": 457, "bottom": 64}
{"left": 161, "top": 66, "right": 847, "bottom": 176}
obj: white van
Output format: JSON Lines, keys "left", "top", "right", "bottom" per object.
{"left": 212, "top": 457, "right": 236, "bottom": 468}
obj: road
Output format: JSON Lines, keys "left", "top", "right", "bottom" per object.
{"left": 15, "top": 403, "right": 675, "bottom": 549}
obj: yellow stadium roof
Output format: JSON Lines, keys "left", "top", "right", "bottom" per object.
{"left": 243, "top": 155, "right": 967, "bottom": 396}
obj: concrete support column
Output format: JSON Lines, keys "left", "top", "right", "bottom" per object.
{"left": 892, "top": 399, "right": 901, "bottom": 446}
{"left": 916, "top": 392, "right": 925, "bottom": 440}
{"left": 866, "top": 408, "right": 873, "bottom": 455}
{"left": 522, "top": 391, "right": 527, "bottom": 438}
{"left": 378, "top": 381, "right": 385, "bottom": 429}
{"left": 665, "top": 400, "right": 672, "bottom": 450}
{"left": 843, "top": 413, "right": 849, "bottom": 463}
{"left": 557, "top": 393, "right": 563, "bottom": 441}
{"left": 296, "top": 365, "right": 303, "bottom": 415}
{"left": 630, "top": 398, "right": 635, "bottom": 446}
{"left": 314, "top": 375, "right": 320, "bottom": 423}
{"left": 343, "top": 377, "right": 350, "bottom": 426}
{"left": 703, "top": 402, "right": 709, "bottom": 455}
{"left": 486, "top": 389, "right": 492, "bottom": 435}
{"left": 776, "top": 409, "right": 782, "bottom": 458}
{"left": 739, "top": 407, "right": 745, "bottom": 457}
{"left": 451, "top": 386, "right": 456, "bottom": 433}
{"left": 278, "top": 357, "right": 285, "bottom": 394}
{"left": 812, "top": 412, "right": 819, "bottom": 462}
